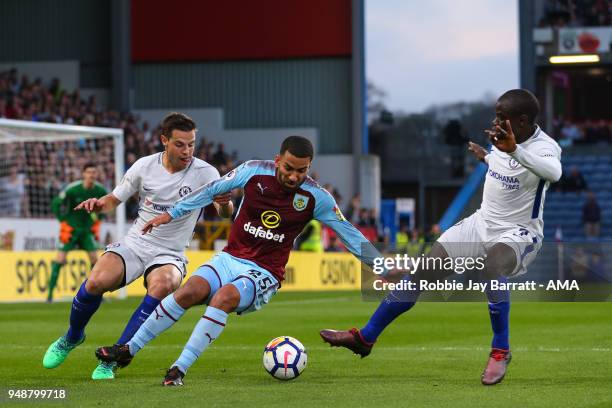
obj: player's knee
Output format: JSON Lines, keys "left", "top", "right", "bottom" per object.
{"left": 86, "top": 260, "right": 123, "bottom": 295}
{"left": 85, "top": 273, "right": 111, "bottom": 295}
{"left": 146, "top": 267, "right": 181, "bottom": 299}
{"left": 147, "top": 278, "right": 176, "bottom": 299}
{"left": 484, "top": 244, "right": 517, "bottom": 279}
{"left": 173, "top": 278, "right": 209, "bottom": 309}
{"left": 209, "top": 285, "right": 240, "bottom": 313}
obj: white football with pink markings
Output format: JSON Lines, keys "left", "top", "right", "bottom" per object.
{"left": 262, "top": 336, "right": 307, "bottom": 380}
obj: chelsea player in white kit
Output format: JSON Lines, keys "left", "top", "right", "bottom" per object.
{"left": 321, "top": 89, "right": 562, "bottom": 386}
{"left": 43, "top": 113, "right": 233, "bottom": 380}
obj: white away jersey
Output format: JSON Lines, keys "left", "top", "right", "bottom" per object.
{"left": 112, "top": 153, "right": 220, "bottom": 251}
{"left": 480, "top": 126, "right": 562, "bottom": 236}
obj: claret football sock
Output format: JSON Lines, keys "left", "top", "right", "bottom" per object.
{"left": 360, "top": 276, "right": 421, "bottom": 344}
{"left": 128, "top": 294, "right": 185, "bottom": 355}
{"left": 174, "top": 306, "right": 228, "bottom": 374}
{"left": 65, "top": 280, "right": 102, "bottom": 344}
{"left": 117, "top": 294, "right": 161, "bottom": 345}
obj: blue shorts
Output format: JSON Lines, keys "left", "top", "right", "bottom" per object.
{"left": 193, "top": 251, "right": 279, "bottom": 314}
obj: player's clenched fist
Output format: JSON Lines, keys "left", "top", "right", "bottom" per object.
{"left": 142, "top": 212, "right": 172, "bottom": 234}
{"left": 74, "top": 198, "right": 104, "bottom": 213}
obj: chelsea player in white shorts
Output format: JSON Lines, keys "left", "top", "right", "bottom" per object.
{"left": 321, "top": 89, "right": 562, "bottom": 386}
{"left": 43, "top": 113, "right": 233, "bottom": 380}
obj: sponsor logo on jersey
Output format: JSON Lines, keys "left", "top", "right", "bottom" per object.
{"left": 179, "top": 186, "right": 192, "bottom": 197}
{"left": 333, "top": 206, "right": 346, "bottom": 221}
{"left": 261, "top": 210, "right": 281, "bottom": 229}
{"left": 144, "top": 197, "right": 172, "bottom": 212}
{"left": 257, "top": 182, "right": 268, "bottom": 195}
{"left": 293, "top": 194, "right": 309, "bottom": 211}
{"left": 224, "top": 169, "right": 236, "bottom": 180}
{"left": 488, "top": 169, "right": 520, "bottom": 190}
{"left": 243, "top": 222, "right": 285, "bottom": 243}
{"left": 508, "top": 158, "right": 520, "bottom": 169}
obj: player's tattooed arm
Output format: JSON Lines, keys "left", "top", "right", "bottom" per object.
{"left": 213, "top": 193, "right": 234, "bottom": 219}
{"left": 468, "top": 141, "right": 489, "bottom": 163}
{"left": 74, "top": 194, "right": 121, "bottom": 213}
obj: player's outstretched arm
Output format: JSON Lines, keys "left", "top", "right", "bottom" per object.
{"left": 313, "top": 191, "right": 389, "bottom": 276}
{"left": 468, "top": 141, "right": 489, "bottom": 163}
{"left": 141, "top": 212, "right": 172, "bottom": 234}
{"left": 74, "top": 194, "right": 121, "bottom": 213}
{"left": 170, "top": 161, "right": 256, "bottom": 219}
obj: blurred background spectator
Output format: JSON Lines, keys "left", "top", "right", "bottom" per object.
{"left": 538, "top": 0, "right": 611, "bottom": 28}
{"left": 554, "top": 166, "right": 588, "bottom": 192}
{"left": 582, "top": 191, "right": 601, "bottom": 237}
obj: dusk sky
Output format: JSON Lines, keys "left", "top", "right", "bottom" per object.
{"left": 366, "top": 0, "right": 519, "bottom": 113}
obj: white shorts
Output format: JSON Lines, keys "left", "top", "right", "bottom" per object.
{"left": 438, "top": 211, "right": 542, "bottom": 277}
{"left": 104, "top": 234, "right": 187, "bottom": 287}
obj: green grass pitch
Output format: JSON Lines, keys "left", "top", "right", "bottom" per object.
{"left": 1, "top": 292, "right": 610, "bottom": 408}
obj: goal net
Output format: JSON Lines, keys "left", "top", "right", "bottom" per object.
{"left": 0, "top": 118, "right": 125, "bottom": 250}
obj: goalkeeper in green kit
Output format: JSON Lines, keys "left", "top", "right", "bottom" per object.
{"left": 48, "top": 163, "right": 107, "bottom": 302}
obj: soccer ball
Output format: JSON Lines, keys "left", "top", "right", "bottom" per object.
{"left": 262, "top": 336, "right": 307, "bottom": 380}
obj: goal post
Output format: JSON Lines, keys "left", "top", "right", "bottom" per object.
{"left": 0, "top": 118, "right": 125, "bottom": 250}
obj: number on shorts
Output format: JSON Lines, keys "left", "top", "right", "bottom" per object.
{"left": 513, "top": 227, "right": 530, "bottom": 237}
{"left": 247, "top": 270, "right": 274, "bottom": 291}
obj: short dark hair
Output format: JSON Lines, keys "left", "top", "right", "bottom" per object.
{"left": 161, "top": 112, "right": 196, "bottom": 138}
{"left": 280, "top": 136, "right": 314, "bottom": 160}
{"left": 82, "top": 162, "right": 97, "bottom": 171}
{"left": 498, "top": 89, "right": 540, "bottom": 124}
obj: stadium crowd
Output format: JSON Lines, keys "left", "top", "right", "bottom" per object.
{"left": 0, "top": 68, "right": 384, "bottom": 250}
{"left": 0, "top": 68, "right": 240, "bottom": 219}
{"left": 553, "top": 117, "right": 612, "bottom": 146}
{"left": 538, "top": 0, "right": 612, "bottom": 27}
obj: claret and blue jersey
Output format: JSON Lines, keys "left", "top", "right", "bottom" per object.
{"left": 169, "top": 160, "right": 381, "bottom": 282}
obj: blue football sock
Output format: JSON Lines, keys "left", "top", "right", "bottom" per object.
{"left": 116, "top": 294, "right": 161, "bottom": 345}
{"left": 65, "top": 280, "right": 102, "bottom": 344}
{"left": 486, "top": 278, "right": 510, "bottom": 350}
{"left": 360, "top": 276, "right": 420, "bottom": 344}
{"left": 128, "top": 294, "right": 185, "bottom": 355}
{"left": 174, "top": 306, "right": 228, "bottom": 374}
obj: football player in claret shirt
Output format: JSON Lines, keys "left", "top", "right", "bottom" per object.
{"left": 96, "top": 135, "right": 384, "bottom": 386}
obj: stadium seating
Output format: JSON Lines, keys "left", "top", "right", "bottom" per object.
{"left": 543, "top": 154, "right": 612, "bottom": 242}
{"left": 514, "top": 155, "right": 612, "bottom": 283}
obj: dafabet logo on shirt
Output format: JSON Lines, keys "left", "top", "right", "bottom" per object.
{"left": 261, "top": 210, "right": 281, "bottom": 229}
{"left": 243, "top": 210, "right": 285, "bottom": 242}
